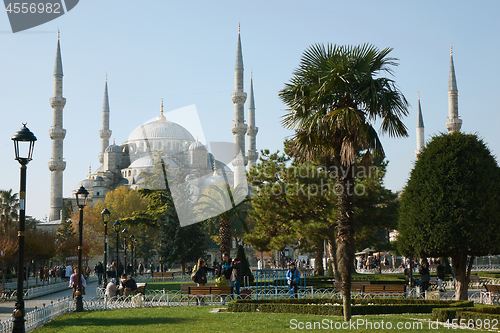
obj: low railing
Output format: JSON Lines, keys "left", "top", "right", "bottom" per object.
{"left": 2, "top": 276, "right": 97, "bottom": 301}
{"left": 0, "top": 297, "right": 73, "bottom": 333}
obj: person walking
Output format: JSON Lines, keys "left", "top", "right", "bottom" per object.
{"left": 436, "top": 260, "right": 446, "bottom": 292}
{"left": 287, "top": 262, "right": 300, "bottom": 298}
{"left": 96, "top": 262, "right": 104, "bottom": 286}
{"left": 230, "top": 256, "right": 242, "bottom": 297}
{"left": 69, "top": 268, "right": 86, "bottom": 299}
{"left": 419, "top": 259, "right": 431, "bottom": 293}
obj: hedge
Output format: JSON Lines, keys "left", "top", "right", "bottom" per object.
{"left": 432, "top": 306, "right": 500, "bottom": 323}
{"left": 228, "top": 298, "right": 473, "bottom": 316}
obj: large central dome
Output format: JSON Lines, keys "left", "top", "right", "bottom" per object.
{"left": 128, "top": 116, "right": 195, "bottom": 142}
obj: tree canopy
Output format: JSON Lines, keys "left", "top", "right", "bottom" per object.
{"left": 398, "top": 132, "right": 500, "bottom": 299}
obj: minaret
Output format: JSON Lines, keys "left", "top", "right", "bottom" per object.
{"left": 246, "top": 73, "right": 258, "bottom": 169}
{"left": 231, "top": 24, "right": 247, "bottom": 187}
{"left": 446, "top": 46, "right": 462, "bottom": 133}
{"left": 415, "top": 92, "right": 424, "bottom": 157}
{"left": 99, "top": 75, "right": 112, "bottom": 164}
{"left": 48, "top": 32, "right": 66, "bottom": 222}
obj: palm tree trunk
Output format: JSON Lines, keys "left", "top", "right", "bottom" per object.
{"left": 219, "top": 217, "right": 231, "bottom": 259}
{"left": 336, "top": 161, "right": 355, "bottom": 321}
{"left": 327, "top": 238, "right": 342, "bottom": 282}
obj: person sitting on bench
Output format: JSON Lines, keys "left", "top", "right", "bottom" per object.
{"left": 119, "top": 274, "right": 137, "bottom": 296}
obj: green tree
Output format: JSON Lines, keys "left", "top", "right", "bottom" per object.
{"left": 0, "top": 189, "right": 19, "bottom": 234}
{"left": 398, "top": 132, "right": 500, "bottom": 300}
{"left": 279, "top": 43, "right": 409, "bottom": 320}
{"left": 245, "top": 150, "right": 334, "bottom": 275}
{"left": 196, "top": 183, "right": 248, "bottom": 260}
{"left": 353, "top": 158, "right": 399, "bottom": 252}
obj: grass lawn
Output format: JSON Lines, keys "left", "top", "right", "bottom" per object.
{"left": 34, "top": 306, "right": 479, "bottom": 333}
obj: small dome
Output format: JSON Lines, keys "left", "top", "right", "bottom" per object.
{"left": 189, "top": 141, "right": 206, "bottom": 151}
{"left": 105, "top": 144, "right": 122, "bottom": 153}
{"left": 95, "top": 176, "right": 104, "bottom": 181}
{"left": 75, "top": 178, "right": 94, "bottom": 190}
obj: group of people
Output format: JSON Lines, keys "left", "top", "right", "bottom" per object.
{"left": 191, "top": 253, "right": 243, "bottom": 296}
{"left": 104, "top": 274, "right": 138, "bottom": 298}
{"left": 405, "top": 259, "right": 446, "bottom": 292}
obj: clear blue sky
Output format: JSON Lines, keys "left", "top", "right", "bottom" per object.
{"left": 0, "top": 1, "right": 499, "bottom": 221}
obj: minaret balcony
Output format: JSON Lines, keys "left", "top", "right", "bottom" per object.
{"left": 49, "top": 127, "right": 66, "bottom": 140}
{"left": 49, "top": 97, "right": 66, "bottom": 108}
{"left": 231, "top": 91, "right": 247, "bottom": 104}
{"left": 246, "top": 150, "right": 258, "bottom": 160}
{"left": 231, "top": 123, "right": 247, "bottom": 135}
{"left": 99, "top": 129, "right": 112, "bottom": 139}
{"left": 48, "top": 160, "right": 66, "bottom": 171}
{"left": 246, "top": 126, "right": 258, "bottom": 136}
{"left": 446, "top": 117, "right": 462, "bottom": 133}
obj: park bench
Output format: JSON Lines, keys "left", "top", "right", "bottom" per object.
{"left": 188, "top": 286, "right": 233, "bottom": 296}
{"left": 484, "top": 285, "right": 500, "bottom": 305}
{"left": 363, "top": 284, "right": 406, "bottom": 295}
{"left": 135, "top": 283, "right": 147, "bottom": 294}
{"left": 469, "top": 275, "right": 486, "bottom": 288}
{"left": 181, "top": 283, "right": 216, "bottom": 294}
{"left": 152, "top": 271, "right": 174, "bottom": 278}
{"left": 334, "top": 281, "right": 370, "bottom": 292}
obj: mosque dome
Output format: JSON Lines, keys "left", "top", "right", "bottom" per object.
{"left": 127, "top": 113, "right": 195, "bottom": 142}
{"left": 105, "top": 144, "right": 122, "bottom": 153}
{"left": 189, "top": 140, "right": 206, "bottom": 151}
{"left": 75, "top": 178, "right": 94, "bottom": 190}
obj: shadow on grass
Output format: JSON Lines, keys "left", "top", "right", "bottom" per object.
{"left": 44, "top": 316, "right": 189, "bottom": 328}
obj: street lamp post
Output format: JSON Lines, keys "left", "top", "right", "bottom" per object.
{"left": 122, "top": 229, "right": 128, "bottom": 275}
{"left": 133, "top": 237, "right": 137, "bottom": 275}
{"left": 74, "top": 185, "right": 89, "bottom": 312}
{"left": 113, "top": 221, "right": 121, "bottom": 270}
{"left": 101, "top": 208, "right": 111, "bottom": 287}
{"left": 129, "top": 235, "right": 134, "bottom": 275}
{"left": 11, "top": 124, "right": 36, "bottom": 333}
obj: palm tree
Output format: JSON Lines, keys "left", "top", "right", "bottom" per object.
{"left": 1, "top": 189, "right": 19, "bottom": 234}
{"left": 195, "top": 183, "right": 248, "bottom": 259}
{"left": 279, "top": 43, "right": 408, "bottom": 320}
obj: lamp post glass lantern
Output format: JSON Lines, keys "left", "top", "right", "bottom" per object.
{"left": 101, "top": 208, "right": 111, "bottom": 287}
{"left": 74, "top": 185, "right": 89, "bottom": 312}
{"left": 11, "top": 124, "right": 36, "bottom": 333}
{"left": 113, "top": 220, "right": 121, "bottom": 272}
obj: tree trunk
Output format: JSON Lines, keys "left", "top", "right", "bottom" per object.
{"left": 327, "top": 238, "right": 341, "bottom": 282}
{"left": 336, "top": 161, "right": 355, "bottom": 321}
{"left": 314, "top": 245, "right": 324, "bottom": 276}
{"left": 181, "top": 262, "right": 186, "bottom": 275}
{"left": 451, "top": 252, "right": 469, "bottom": 300}
{"left": 219, "top": 217, "right": 231, "bottom": 259}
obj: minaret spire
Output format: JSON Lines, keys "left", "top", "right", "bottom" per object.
{"left": 99, "top": 75, "right": 112, "bottom": 164}
{"left": 415, "top": 91, "right": 425, "bottom": 157}
{"left": 246, "top": 73, "right": 258, "bottom": 169}
{"left": 48, "top": 33, "right": 67, "bottom": 222}
{"left": 231, "top": 24, "right": 247, "bottom": 187}
{"left": 446, "top": 45, "right": 462, "bottom": 133}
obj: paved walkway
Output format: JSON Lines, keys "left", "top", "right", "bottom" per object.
{"left": 0, "top": 281, "right": 99, "bottom": 322}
